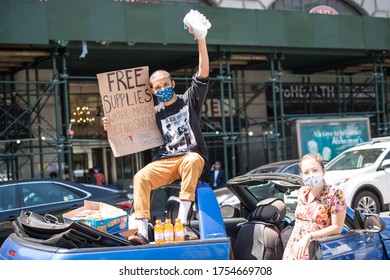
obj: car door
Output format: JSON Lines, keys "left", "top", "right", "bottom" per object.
{"left": 380, "top": 151, "right": 390, "bottom": 206}
{"left": 310, "top": 231, "right": 386, "bottom": 260}
{"left": 309, "top": 212, "right": 388, "bottom": 260}
{"left": 0, "top": 184, "right": 21, "bottom": 244}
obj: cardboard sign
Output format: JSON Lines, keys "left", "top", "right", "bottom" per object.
{"left": 97, "top": 66, "right": 163, "bottom": 157}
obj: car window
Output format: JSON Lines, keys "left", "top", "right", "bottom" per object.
{"left": 21, "top": 183, "right": 83, "bottom": 207}
{"left": 248, "top": 181, "right": 284, "bottom": 201}
{"left": 245, "top": 180, "right": 298, "bottom": 220}
{"left": 283, "top": 164, "right": 300, "bottom": 175}
{"left": 383, "top": 151, "right": 390, "bottom": 160}
{"left": 0, "top": 186, "right": 17, "bottom": 211}
{"left": 326, "top": 148, "right": 385, "bottom": 170}
{"left": 249, "top": 167, "right": 278, "bottom": 174}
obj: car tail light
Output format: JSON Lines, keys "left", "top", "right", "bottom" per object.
{"left": 8, "top": 250, "right": 16, "bottom": 257}
{"left": 116, "top": 199, "right": 132, "bottom": 209}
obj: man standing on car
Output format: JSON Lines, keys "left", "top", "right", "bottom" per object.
{"left": 103, "top": 25, "right": 210, "bottom": 243}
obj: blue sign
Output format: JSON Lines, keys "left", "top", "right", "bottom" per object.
{"left": 297, "top": 118, "right": 371, "bottom": 161}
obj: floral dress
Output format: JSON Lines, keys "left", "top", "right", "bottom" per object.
{"left": 282, "top": 183, "right": 346, "bottom": 260}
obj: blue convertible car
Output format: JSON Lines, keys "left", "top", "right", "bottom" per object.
{"left": 0, "top": 173, "right": 389, "bottom": 260}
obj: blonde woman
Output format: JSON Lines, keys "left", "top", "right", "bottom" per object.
{"left": 283, "top": 153, "right": 347, "bottom": 260}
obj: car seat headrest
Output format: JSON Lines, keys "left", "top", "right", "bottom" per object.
{"left": 248, "top": 197, "right": 286, "bottom": 224}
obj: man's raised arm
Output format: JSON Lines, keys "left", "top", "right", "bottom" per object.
{"left": 197, "top": 38, "right": 209, "bottom": 79}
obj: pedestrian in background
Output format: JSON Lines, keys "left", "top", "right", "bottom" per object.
{"left": 94, "top": 166, "right": 105, "bottom": 186}
{"left": 49, "top": 171, "right": 58, "bottom": 179}
{"left": 209, "top": 160, "right": 225, "bottom": 189}
{"left": 87, "top": 168, "right": 97, "bottom": 185}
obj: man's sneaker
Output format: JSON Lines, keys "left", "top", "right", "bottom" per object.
{"left": 128, "top": 233, "right": 149, "bottom": 245}
{"left": 183, "top": 224, "right": 199, "bottom": 240}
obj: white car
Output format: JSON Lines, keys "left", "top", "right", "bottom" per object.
{"left": 325, "top": 137, "right": 390, "bottom": 214}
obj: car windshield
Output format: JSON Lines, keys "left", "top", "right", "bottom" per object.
{"left": 247, "top": 180, "right": 298, "bottom": 219}
{"left": 326, "top": 148, "right": 385, "bottom": 170}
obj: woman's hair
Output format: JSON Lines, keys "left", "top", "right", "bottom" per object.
{"left": 299, "top": 153, "right": 325, "bottom": 170}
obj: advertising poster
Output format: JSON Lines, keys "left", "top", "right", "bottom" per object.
{"left": 97, "top": 66, "right": 163, "bottom": 157}
{"left": 296, "top": 118, "right": 371, "bottom": 161}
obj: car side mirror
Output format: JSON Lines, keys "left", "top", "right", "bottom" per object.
{"left": 364, "top": 215, "right": 386, "bottom": 232}
{"left": 381, "top": 159, "right": 390, "bottom": 169}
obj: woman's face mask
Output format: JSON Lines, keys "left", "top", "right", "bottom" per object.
{"left": 155, "top": 87, "right": 174, "bottom": 103}
{"left": 302, "top": 172, "right": 324, "bottom": 189}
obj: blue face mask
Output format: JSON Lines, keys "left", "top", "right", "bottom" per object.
{"left": 155, "top": 87, "right": 175, "bottom": 103}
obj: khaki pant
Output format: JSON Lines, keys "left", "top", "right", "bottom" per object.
{"left": 133, "top": 152, "right": 205, "bottom": 220}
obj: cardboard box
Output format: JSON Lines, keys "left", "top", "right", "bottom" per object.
{"left": 118, "top": 228, "right": 138, "bottom": 239}
{"left": 63, "top": 200, "right": 128, "bottom": 234}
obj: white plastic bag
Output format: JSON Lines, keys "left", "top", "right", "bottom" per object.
{"left": 183, "top": 9, "right": 211, "bottom": 39}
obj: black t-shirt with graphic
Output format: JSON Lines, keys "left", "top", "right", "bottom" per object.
{"left": 153, "top": 74, "right": 209, "bottom": 161}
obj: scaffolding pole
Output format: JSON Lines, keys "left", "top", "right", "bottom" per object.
{"left": 218, "top": 52, "right": 229, "bottom": 180}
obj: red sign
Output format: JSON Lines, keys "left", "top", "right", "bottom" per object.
{"left": 309, "top": 5, "right": 339, "bottom": 15}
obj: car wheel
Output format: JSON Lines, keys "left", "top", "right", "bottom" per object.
{"left": 352, "top": 191, "right": 381, "bottom": 214}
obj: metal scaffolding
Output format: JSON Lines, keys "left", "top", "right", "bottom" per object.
{"left": 0, "top": 51, "right": 388, "bottom": 182}
{"left": 0, "top": 51, "right": 73, "bottom": 181}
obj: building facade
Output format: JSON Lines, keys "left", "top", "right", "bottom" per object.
{"left": 0, "top": 0, "right": 389, "bottom": 183}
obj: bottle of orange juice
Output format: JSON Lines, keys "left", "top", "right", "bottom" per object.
{"left": 154, "top": 219, "right": 165, "bottom": 244}
{"left": 164, "top": 219, "right": 174, "bottom": 242}
{"left": 174, "top": 218, "right": 185, "bottom": 242}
